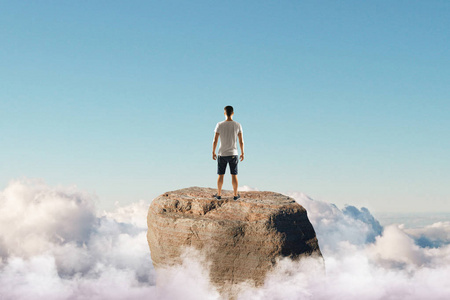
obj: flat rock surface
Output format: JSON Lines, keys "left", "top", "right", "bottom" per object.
{"left": 147, "top": 187, "right": 322, "bottom": 291}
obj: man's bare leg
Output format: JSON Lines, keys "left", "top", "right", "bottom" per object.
{"left": 231, "top": 175, "right": 238, "bottom": 196}
{"left": 217, "top": 175, "right": 224, "bottom": 196}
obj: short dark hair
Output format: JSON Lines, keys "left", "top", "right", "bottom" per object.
{"left": 224, "top": 106, "right": 234, "bottom": 117}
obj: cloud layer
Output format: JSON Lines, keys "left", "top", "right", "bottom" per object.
{"left": 1, "top": 180, "right": 449, "bottom": 299}
{"left": 0, "top": 179, "right": 156, "bottom": 299}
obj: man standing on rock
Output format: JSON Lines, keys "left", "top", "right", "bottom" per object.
{"left": 212, "top": 106, "right": 244, "bottom": 200}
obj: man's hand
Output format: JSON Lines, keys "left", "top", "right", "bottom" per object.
{"left": 213, "top": 152, "right": 217, "bottom": 160}
{"left": 240, "top": 153, "right": 244, "bottom": 161}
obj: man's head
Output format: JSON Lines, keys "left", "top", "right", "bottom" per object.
{"left": 224, "top": 106, "right": 234, "bottom": 117}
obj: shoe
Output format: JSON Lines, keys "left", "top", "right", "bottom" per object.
{"left": 233, "top": 194, "right": 240, "bottom": 201}
{"left": 213, "top": 194, "right": 221, "bottom": 200}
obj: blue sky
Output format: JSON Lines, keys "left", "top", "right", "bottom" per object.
{"left": 1, "top": 1, "right": 449, "bottom": 212}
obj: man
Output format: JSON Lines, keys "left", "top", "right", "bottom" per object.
{"left": 212, "top": 105, "right": 244, "bottom": 200}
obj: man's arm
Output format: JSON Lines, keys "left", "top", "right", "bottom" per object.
{"left": 238, "top": 132, "right": 244, "bottom": 161}
{"left": 212, "top": 132, "right": 219, "bottom": 160}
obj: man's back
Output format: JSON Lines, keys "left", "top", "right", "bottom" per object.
{"left": 212, "top": 105, "right": 244, "bottom": 200}
{"left": 214, "top": 120, "right": 243, "bottom": 156}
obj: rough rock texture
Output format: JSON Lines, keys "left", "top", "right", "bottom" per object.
{"left": 147, "top": 187, "right": 322, "bottom": 291}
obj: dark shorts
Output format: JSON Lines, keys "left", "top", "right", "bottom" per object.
{"left": 217, "top": 155, "right": 238, "bottom": 175}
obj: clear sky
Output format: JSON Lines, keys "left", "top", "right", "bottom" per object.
{"left": 1, "top": 1, "right": 449, "bottom": 213}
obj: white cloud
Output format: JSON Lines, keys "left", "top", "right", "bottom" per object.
{"left": 102, "top": 200, "right": 149, "bottom": 229}
{"left": 238, "top": 185, "right": 259, "bottom": 192}
{"left": 404, "top": 221, "right": 450, "bottom": 248}
{"left": 0, "top": 179, "right": 157, "bottom": 299}
{"left": 1, "top": 179, "right": 450, "bottom": 299}
{"left": 155, "top": 248, "right": 221, "bottom": 300}
{"left": 367, "top": 225, "right": 428, "bottom": 267}
{"left": 286, "top": 192, "right": 382, "bottom": 254}
{"left": 0, "top": 179, "right": 96, "bottom": 258}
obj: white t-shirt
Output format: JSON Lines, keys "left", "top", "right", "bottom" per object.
{"left": 214, "top": 120, "right": 243, "bottom": 156}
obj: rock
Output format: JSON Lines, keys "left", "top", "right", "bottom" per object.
{"left": 147, "top": 187, "right": 322, "bottom": 292}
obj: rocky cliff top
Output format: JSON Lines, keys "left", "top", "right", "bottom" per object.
{"left": 150, "top": 186, "right": 307, "bottom": 222}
